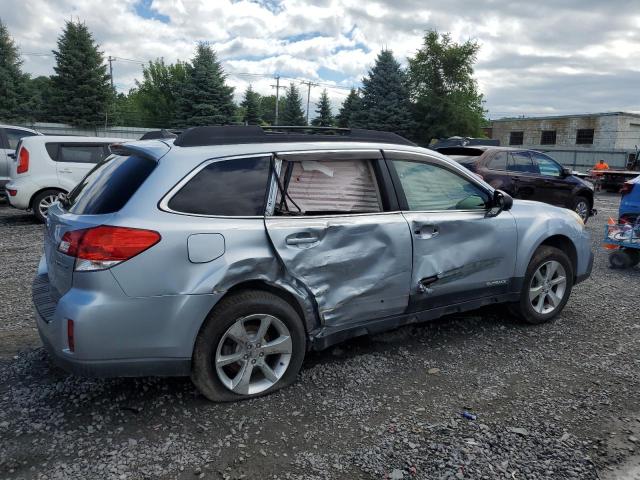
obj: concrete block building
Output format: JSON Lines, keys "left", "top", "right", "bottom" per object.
{"left": 490, "top": 112, "right": 640, "bottom": 169}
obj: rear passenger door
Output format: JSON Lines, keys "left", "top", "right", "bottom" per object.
{"left": 264, "top": 150, "right": 413, "bottom": 327}
{"left": 50, "top": 143, "right": 111, "bottom": 189}
{"left": 384, "top": 150, "right": 518, "bottom": 312}
{"left": 506, "top": 151, "right": 539, "bottom": 200}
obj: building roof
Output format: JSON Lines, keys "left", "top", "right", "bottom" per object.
{"left": 493, "top": 111, "right": 640, "bottom": 123}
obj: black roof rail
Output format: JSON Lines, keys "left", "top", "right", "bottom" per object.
{"left": 139, "top": 129, "right": 180, "bottom": 140}
{"left": 173, "top": 125, "right": 416, "bottom": 147}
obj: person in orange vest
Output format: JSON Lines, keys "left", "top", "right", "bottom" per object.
{"left": 592, "top": 159, "right": 609, "bottom": 191}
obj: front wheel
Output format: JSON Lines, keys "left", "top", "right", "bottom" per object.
{"left": 571, "top": 195, "right": 590, "bottom": 223}
{"left": 191, "top": 291, "right": 306, "bottom": 402}
{"left": 509, "top": 246, "right": 573, "bottom": 324}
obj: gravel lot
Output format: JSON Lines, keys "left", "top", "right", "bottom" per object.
{"left": 1, "top": 194, "right": 639, "bottom": 480}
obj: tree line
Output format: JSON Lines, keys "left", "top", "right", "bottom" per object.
{"left": 0, "top": 18, "right": 486, "bottom": 144}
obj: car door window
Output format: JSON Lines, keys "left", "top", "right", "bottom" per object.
{"left": 167, "top": 156, "right": 271, "bottom": 216}
{"left": 275, "top": 159, "right": 382, "bottom": 215}
{"left": 488, "top": 152, "right": 508, "bottom": 170}
{"left": 392, "top": 160, "right": 489, "bottom": 211}
{"left": 5, "top": 129, "right": 37, "bottom": 150}
{"left": 58, "top": 144, "right": 109, "bottom": 164}
{"left": 531, "top": 152, "right": 562, "bottom": 177}
{"left": 507, "top": 152, "right": 539, "bottom": 174}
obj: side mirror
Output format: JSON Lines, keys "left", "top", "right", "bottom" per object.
{"left": 7, "top": 152, "right": 16, "bottom": 160}
{"left": 487, "top": 189, "right": 513, "bottom": 217}
{"left": 561, "top": 167, "right": 572, "bottom": 177}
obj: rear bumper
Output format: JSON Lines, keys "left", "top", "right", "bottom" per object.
{"left": 33, "top": 266, "right": 222, "bottom": 378}
{"left": 5, "top": 178, "right": 36, "bottom": 210}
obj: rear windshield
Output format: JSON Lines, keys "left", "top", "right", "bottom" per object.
{"left": 65, "top": 155, "right": 156, "bottom": 215}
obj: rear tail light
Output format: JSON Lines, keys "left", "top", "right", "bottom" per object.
{"left": 58, "top": 225, "right": 161, "bottom": 271}
{"left": 17, "top": 147, "right": 29, "bottom": 174}
{"left": 67, "top": 319, "right": 75, "bottom": 352}
{"left": 620, "top": 181, "right": 633, "bottom": 196}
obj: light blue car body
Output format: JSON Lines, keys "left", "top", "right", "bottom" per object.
{"left": 33, "top": 139, "right": 593, "bottom": 377}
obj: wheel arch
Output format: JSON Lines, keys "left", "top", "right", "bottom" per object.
{"left": 29, "top": 187, "right": 67, "bottom": 209}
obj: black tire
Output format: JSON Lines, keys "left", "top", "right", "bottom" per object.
{"left": 509, "top": 246, "right": 574, "bottom": 325}
{"left": 32, "top": 189, "right": 62, "bottom": 223}
{"left": 570, "top": 195, "right": 591, "bottom": 223}
{"left": 609, "top": 250, "right": 633, "bottom": 269}
{"left": 191, "top": 291, "right": 306, "bottom": 402}
{"left": 627, "top": 249, "right": 640, "bottom": 267}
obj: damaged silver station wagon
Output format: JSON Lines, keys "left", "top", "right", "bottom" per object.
{"left": 33, "top": 126, "right": 593, "bottom": 401}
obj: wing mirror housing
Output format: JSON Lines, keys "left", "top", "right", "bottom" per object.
{"left": 561, "top": 167, "right": 572, "bottom": 177}
{"left": 487, "top": 189, "right": 513, "bottom": 217}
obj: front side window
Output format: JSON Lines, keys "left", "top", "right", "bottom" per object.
{"left": 5, "top": 129, "right": 37, "bottom": 150}
{"left": 393, "top": 160, "right": 489, "bottom": 211}
{"left": 488, "top": 152, "right": 508, "bottom": 170}
{"left": 274, "top": 159, "right": 382, "bottom": 215}
{"left": 507, "top": 152, "right": 539, "bottom": 173}
{"left": 531, "top": 152, "right": 562, "bottom": 177}
{"left": 168, "top": 156, "right": 270, "bottom": 216}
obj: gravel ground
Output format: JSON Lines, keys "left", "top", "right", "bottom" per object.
{"left": 0, "top": 194, "right": 639, "bottom": 480}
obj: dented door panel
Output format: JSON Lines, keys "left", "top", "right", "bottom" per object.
{"left": 404, "top": 210, "right": 518, "bottom": 311}
{"left": 265, "top": 213, "right": 413, "bottom": 326}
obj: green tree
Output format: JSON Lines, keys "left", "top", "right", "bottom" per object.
{"left": 352, "top": 50, "right": 414, "bottom": 137}
{"left": 22, "top": 76, "right": 54, "bottom": 122}
{"left": 0, "top": 19, "right": 27, "bottom": 121}
{"left": 133, "top": 59, "right": 187, "bottom": 127}
{"left": 260, "top": 94, "right": 286, "bottom": 125}
{"left": 311, "top": 89, "right": 333, "bottom": 126}
{"left": 408, "top": 30, "right": 485, "bottom": 144}
{"left": 240, "top": 85, "right": 261, "bottom": 125}
{"left": 336, "top": 88, "right": 361, "bottom": 128}
{"left": 280, "top": 83, "right": 306, "bottom": 126}
{"left": 175, "top": 43, "right": 235, "bottom": 127}
{"left": 48, "top": 20, "right": 111, "bottom": 127}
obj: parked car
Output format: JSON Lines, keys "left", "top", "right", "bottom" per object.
{"left": 619, "top": 175, "right": 640, "bottom": 223}
{"left": 34, "top": 126, "right": 593, "bottom": 402}
{"left": 5, "top": 135, "right": 125, "bottom": 221}
{"left": 438, "top": 146, "right": 596, "bottom": 222}
{"left": 0, "top": 125, "right": 42, "bottom": 197}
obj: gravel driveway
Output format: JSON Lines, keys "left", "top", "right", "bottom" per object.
{"left": 0, "top": 195, "right": 639, "bottom": 480}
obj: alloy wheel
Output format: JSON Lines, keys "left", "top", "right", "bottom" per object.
{"left": 38, "top": 194, "right": 60, "bottom": 218}
{"left": 529, "top": 260, "right": 567, "bottom": 315}
{"left": 575, "top": 201, "right": 589, "bottom": 222}
{"left": 215, "top": 314, "right": 292, "bottom": 395}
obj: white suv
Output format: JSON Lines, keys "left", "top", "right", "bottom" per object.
{"left": 5, "top": 135, "right": 125, "bottom": 221}
{"left": 0, "top": 125, "right": 42, "bottom": 196}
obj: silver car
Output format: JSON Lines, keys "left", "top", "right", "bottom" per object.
{"left": 33, "top": 126, "right": 593, "bottom": 402}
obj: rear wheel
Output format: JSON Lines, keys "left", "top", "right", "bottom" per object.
{"left": 32, "top": 189, "right": 62, "bottom": 223}
{"left": 609, "top": 250, "right": 636, "bottom": 269}
{"left": 571, "top": 195, "right": 590, "bottom": 223}
{"left": 510, "top": 246, "right": 573, "bottom": 324}
{"left": 191, "top": 291, "right": 306, "bottom": 402}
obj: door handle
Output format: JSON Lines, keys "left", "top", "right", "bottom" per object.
{"left": 59, "top": 168, "right": 73, "bottom": 173}
{"left": 285, "top": 234, "right": 320, "bottom": 246}
{"left": 414, "top": 224, "right": 439, "bottom": 239}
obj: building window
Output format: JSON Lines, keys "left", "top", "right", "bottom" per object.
{"left": 509, "top": 131, "right": 524, "bottom": 145}
{"left": 576, "top": 129, "right": 594, "bottom": 144}
{"left": 540, "top": 130, "right": 556, "bottom": 145}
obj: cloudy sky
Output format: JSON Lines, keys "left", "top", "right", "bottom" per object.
{"left": 2, "top": 0, "right": 640, "bottom": 119}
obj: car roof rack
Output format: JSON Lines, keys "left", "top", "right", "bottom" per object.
{"left": 173, "top": 125, "right": 416, "bottom": 147}
{"left": 139, "top": 129, "right": 181, "bottom": 140}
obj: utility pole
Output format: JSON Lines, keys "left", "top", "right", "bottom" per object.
{"left": 300, "top": 80, "right": 318, "bottom": 125}
{"left": 270, "top": 75, "right": 283, "bottom": 126}
{"left": 108, "top": 56, "right": 114, "bottom": 89}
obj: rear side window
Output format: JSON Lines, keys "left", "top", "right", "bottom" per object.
{"left": 167, "top": 156, "right": 270, "bottom": 216}
{"left": 46, "top": 143, "right": 110, "bottom": 163}
{"left": 488, "top": 152, "right": 508, "bottom": 170}
{"left": 66, "top": 155, "right": 156, "bottom": 215}
{"left": 507, "top": 152, "right": 538, "bottom": 173}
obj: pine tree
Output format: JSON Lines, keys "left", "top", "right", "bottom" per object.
{"left": 48, "top": 20, "right": 111, "bottom": 127}
{"left": 175, "top": 44, "right": 235, "bottom": 127}
{"left": 280, "top": 83, "right": 306, "bottom": 126}
{"left": 0, "top": 19, "right": 27, "bottom": 121}
{"left": 241, "top": 85, "right": 261, "bottom": 125}
{"left": 352, "top": 50, "right": 414, "bottom": 138}
{"left": 311, "top": 89, "right": 333, "bottom": 126}
{"left": 336, "top": 88, "right": 361, "bottom": 128}
{"left": 408, "top": 30, "right": 485, "bottom": 144}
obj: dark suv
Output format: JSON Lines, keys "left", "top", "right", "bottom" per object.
{"left": 438, "top": 146, "right": 595, "bottom": 222}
